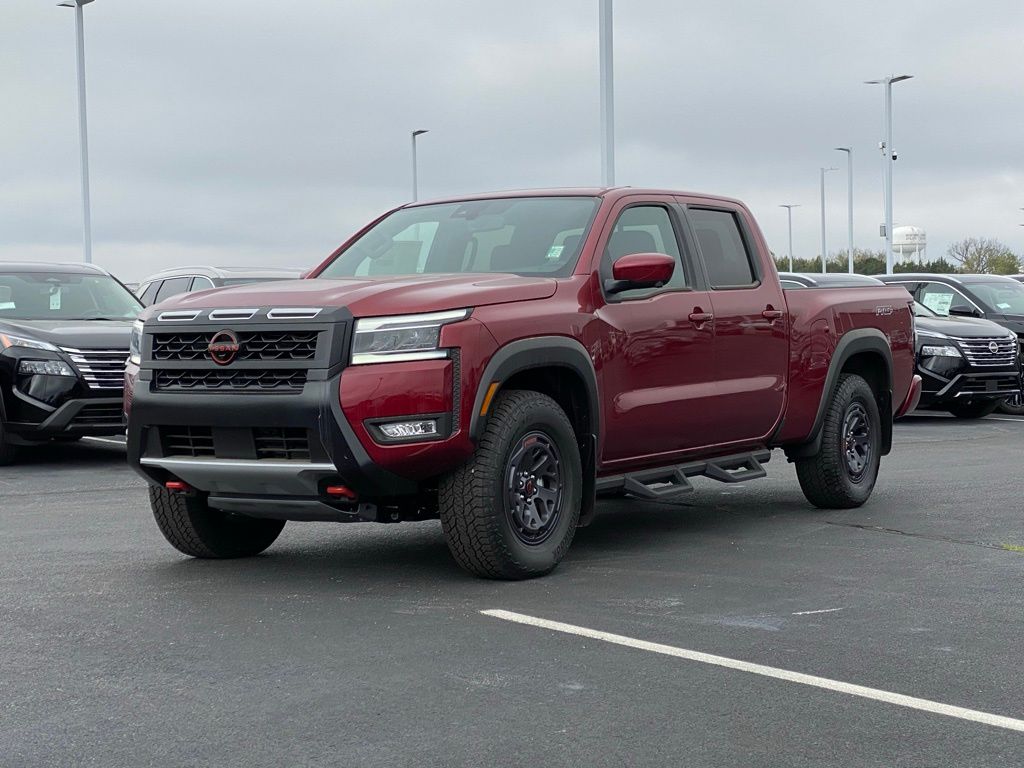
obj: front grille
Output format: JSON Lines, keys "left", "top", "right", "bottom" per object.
{"left": 60, "top": 347, "right": 129, "bottom": 390}
{"left": 154, "top": 369, "right": 307, "bottom": 392}
{"left": 152, "top": 331, "right": 320, "bottom": 362}
{"left": 253, "top": 427, "right": 311, "bottom": 461}
{"left": 954, "top": 337, "right": 1019, "bottom": 367}
{"left": 161, "top": 426, "right": 215, "bottom": 457}
{"left": 70, "top": 403, "right": 124, "bottom": 427}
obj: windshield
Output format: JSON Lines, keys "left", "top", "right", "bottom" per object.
{"left": 317, "top": 196, "right": 600, "bottom": 279}
{"left": 965, "top": 281, "right": 1024, "bottom": 315}
{"left": 0, "top": 272, "right": 141, "bottom": 321}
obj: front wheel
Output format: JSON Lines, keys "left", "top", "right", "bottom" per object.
{"left": 998, "top": 392, "right": 1024, "bottom": 416}
{"left": 947, "top": 400, "right": 1000, "bottom": 419}
{"left": 439, "top": 390, "right": 582, "bottom": 579}
{"left": 796, "top": 373, "right": 882, "bottom": 509}
{"left": 149, "top": 486, "right": 285, "bottom": 558}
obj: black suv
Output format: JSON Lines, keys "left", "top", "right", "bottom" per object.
{"left": 0, "top": 263, "right": 141, "bottom": 462}
{"left": 878, "top": 274, "right": 1024, "bottom": 415}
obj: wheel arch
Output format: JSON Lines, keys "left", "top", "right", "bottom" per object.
{"left": 469, "top": 336, "right": 599, "bottom": 525}
{"left": 786, "top": 329, "right": 894, "bottom": 459}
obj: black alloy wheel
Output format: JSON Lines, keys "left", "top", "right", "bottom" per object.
{"left": 505, "top": 431, "right": 564, "bottom": 545}
{"left": 842, "top": 402, "right": 872, "bottom": 482}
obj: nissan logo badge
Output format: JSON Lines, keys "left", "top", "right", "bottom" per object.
{"left": 208, "top": 330, "right": 240, "bottom": 365}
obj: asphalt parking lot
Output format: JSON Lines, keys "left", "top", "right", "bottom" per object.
{"left": 3, "top": 416, "right": 1023, "bottom": 767}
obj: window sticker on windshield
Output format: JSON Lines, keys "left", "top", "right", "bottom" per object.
{"left": 546, "top": 245, "right": 564, "bottom": 261}
{"left": 922, "top": 293, "right": 953, "bottom": 315}
{"left": 49, "top": 289, "right": 61, "bottom": 311}
{"left": 997, "top": 302, "right": 1011, "bottom": 310}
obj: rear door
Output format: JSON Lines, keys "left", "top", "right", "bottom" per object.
{"left": 593, "top": 196, "right": 718, "bottom": 466}
{"left": 679, "top": 201, "right": 789, "bottom": 444}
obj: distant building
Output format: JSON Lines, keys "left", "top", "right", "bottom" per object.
{"left": 893, "top": 225, "right": 927, "bottom": 264}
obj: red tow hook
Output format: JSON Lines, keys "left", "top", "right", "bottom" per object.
{"left": 165, "top": 480, "right": 191, "bottom": 494}
{"left": 325, "top": 485, "right": 357, "bottom": 501}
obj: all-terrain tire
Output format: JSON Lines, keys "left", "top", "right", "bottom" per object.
{"left": 0, "top": 419, "right": 20, "bottom": 466}
{"left": 796, "top": 373, "right": 882, "bottom": 509}
{"left": 149, "top": 486, "right": 285, "bottom": 558}
{"left": 947, "top": 400, "right": 1000, "bottom": 419}
{"left": 439, "top": 390, "right": 582, "bottom": 579}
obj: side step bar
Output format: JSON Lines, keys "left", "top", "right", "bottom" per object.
{"left": 596, "top": 449, "right": 772, "bottom": 501}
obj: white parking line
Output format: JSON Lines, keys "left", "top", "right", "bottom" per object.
{"left": 987, "top": 417, "right": 1024, "bottom": 423}
{"left": 481, "top": 609, "right": 1024, "bottom": 734}
{"left": 81, "top": 436, "right": 127, "bottom": 446}
{"left": 792, "top": 607, "right": 843, "bottom": 616}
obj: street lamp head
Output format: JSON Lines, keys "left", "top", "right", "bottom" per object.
{"left": 57, "top": 0, "right": 95, "bottom": 6}
{"left": 865, "top": 74, "right": 913, "bottom": 85}
{"left": 891, "top": 74, "right": 914, "bottom": 83}
{"left": 412, "top": 129, "right": 429, "bottom": 137}
{"left": 822, "top": 166, "right": 838, "bottom": 172}
{"left": 834, "top": 146, "right": 851, "bottom": 153}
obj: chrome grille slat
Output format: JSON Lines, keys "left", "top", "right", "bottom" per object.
{"left": 951, "top": 336, "right": 1019, "bottom": 367}
{"left": 59, "top": 347, "right": 129, "bottom": 390}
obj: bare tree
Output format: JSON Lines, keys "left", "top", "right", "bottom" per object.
{"left": 946, "top": 238, "right": 1021, "bottom": 274}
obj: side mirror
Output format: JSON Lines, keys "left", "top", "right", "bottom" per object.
{"left": 605, "top": 252, "right": 675, "bottom": 295}
{"left": 949, "top": 304, "right": 981, "bottom": 318}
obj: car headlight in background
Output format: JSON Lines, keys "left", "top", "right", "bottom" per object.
{"left": 18, "top": 359, "right": 75, "bottom": 377}
{"left": 0, "top": 333, "right": 59, "bottom": 352}
{"left": 352, "top": 308, "right": 470, "bottom": 365}
{"left": 920, "top": 344, "right": 962, "bottom": 358}
{"left": 129, "top": 319, "right": 144, "bottom": 365}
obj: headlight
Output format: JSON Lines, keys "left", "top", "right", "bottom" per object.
{"left": 129, "top": 320, "right": 144, "bottom": 366}
{"left": 18, "top": 359, "right": 75, "bottom": 377}
{"left": 0, "top": 333, "right": 58, "bottom": 352}
{"left": 352, "top": 308, "right": 470, "bottom": 365}
{"left": 921, "top": 344, "right": 962, "bottom": 358}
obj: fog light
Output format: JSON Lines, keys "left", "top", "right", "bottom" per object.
{"left": 18, "top": 359, "right": 75, "bottom": 377}
{"left": 378, "top": 420, "right": 438, "bottom": 439}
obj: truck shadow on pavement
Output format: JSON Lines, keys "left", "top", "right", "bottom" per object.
{"left": 9, "top": 440, "right": 128, "bottom": 467}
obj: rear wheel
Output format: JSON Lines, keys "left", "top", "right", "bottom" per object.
{"left": 796, "top": 373, "right": 882, "bottom": 509}
{"left": 947, "top": 400, "right": 1000, "bottom": 419}
{"left": 439, "top": 390, "right": 582, "bottom": 579}
{"left": 149, "top": 486, "right": 285, "bottom": 558}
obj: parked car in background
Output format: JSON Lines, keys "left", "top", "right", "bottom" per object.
{"left": 125, "top": 187, "right": 920, "bottom": 578}
{"left": 135, "top": 266, "right": 303, "bottom": 307}
{"left": 1010, "top": 275, "right": 1024, "bottom": 284}
{"left": 878, "top": 274, "right": 1024, "bottom": 415}
{"left": 778, "top": 272, "right": 887, "bottom": 288}
{"left": 0, "top": 262, "right": 141, "bottom": 463}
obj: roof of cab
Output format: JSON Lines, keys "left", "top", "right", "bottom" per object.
{"left": 404, "top": 186, "right": 746, "bottom": 208}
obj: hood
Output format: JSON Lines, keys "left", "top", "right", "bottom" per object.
{"left": 0, "top": 318, "right": 133, "bottom": 349}
{"left": 915, "top": 314, "right": 1015, "bottom": 339}
{"left": 145, "top": 274, "right": 558, "bottom": 318}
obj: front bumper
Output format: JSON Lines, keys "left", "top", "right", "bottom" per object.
{"left": 917, "top": 368, "right": 1022, "bottom": 407}
{"left": 4, "top": 396, "right": 124, "bottom": 443}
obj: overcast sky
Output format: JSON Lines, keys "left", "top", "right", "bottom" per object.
{"left": 2, "top": 0, "right": 1022, "bottom": 281}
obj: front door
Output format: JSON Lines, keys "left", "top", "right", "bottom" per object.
{"left": 593, "top": 198, "right": 718, "bottom": 467}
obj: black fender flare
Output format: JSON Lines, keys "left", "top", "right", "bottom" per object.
{"left": 786, "top": 328, "right": 894, "bottom": 459}
{"left": 468, "top": 336, "right": 600, "bottom": 525}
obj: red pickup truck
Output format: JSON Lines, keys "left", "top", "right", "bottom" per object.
{"left": 125, "top": 188, "right": 921, "bottom": 578}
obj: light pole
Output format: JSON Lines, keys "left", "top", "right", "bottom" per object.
{"left": 58, "top": 0, "right": 95, "bottom": 264}
{"left": 820, "top": 167, "right": 837, "bottom": 273}
{"left": 598, "top": 0, "right": 615, "bottom": 186}
{"left": 779, "top": 204, "right": 800, "bottom": 272}
{"left": 410, "top": 129, "right": 428, "bottom": 202}
{"left": 866, "top": 74, "right": 913, "bottom": 273}
{"left": 835, "top": 147, "right": 854, "bottom": 273}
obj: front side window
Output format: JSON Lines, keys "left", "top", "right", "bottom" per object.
{"left": 318, "top": 196, "right": 600, "bottom": 279}
{"left": 688, "top": 208, "right": 757, "bottom": 288}
{"left": 0, "top": 272, "right": 141, "bottom": 320}
{"left": 602, "top": 205, "right": 687, "bottom": 300}
{"left": 918, "top": 282, "right": 962, "bottom": 315}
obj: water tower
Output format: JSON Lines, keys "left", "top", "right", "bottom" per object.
{"left": 893, "top": 225, "right": 927, "bottom": 265}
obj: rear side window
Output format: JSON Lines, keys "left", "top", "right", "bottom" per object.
{"left": 190, "top": 276, "right": 216, "bottom": 292}
{"left": 155, "top": 277, "right": 191, "bottom": 303}
{"left": 688, "top": 208, "right": 756, "bottom": 288}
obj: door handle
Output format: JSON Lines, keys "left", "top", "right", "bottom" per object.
{"left": 688, "top": 310, "right": 714, "bottom": 324}
{"left": 761, "top": 307, "right": 784, "bottom": 320}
